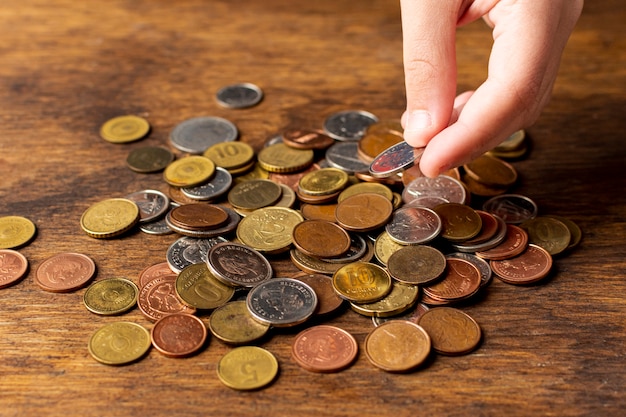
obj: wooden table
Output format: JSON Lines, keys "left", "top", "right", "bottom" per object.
{"left": 1, "top": 1, "right": 624, "bottom": 416}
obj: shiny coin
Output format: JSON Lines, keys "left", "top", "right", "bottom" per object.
{"left": 217, "top": 346, "right": 278, "bottom": 390}
{"left": 373, "top": 230, "right": 405, "bottom": 266}
{"left": 282, "top": 128, "right": 335, "bottom": 150}
{"left": 323, "top": 109, "right": 378, "bottom": 141}
{"left": 423, "top": 258, "right": 481, "bottom": 303}
{"left": 297, "top": 167, "right": 349, "bottom": 196}
{"left": 385, "top": 206, "right": 442, "bottom": 245}
{"left": 236, "top": 207, "right": 303, "bottom": 254}
{"left": 35, "top": 252, "right": 96, "bottom": 293}
{"left": 175, "top": 263, "right": 234, "bottom": 309}
{"left": 268, "top": 163, "right": 321, "bottom": 192}
{"left": 168, "top": 203, "right": 229, "bottom": 231}
{"left": 482, "top": 194, "right": 538, "bottom": 224}
{"left": 320, "top": 233, "right": 368, "bottom": 264}
{"left": 292, "top": 219, "right": 351, "bottom": 259}
{"left": 0, "top": 249, "right": 29, "bottom": 289}
{"left": 246, "top": 278, "right": 318, "bottom": 327}
{"left": 99, "top": 115, "right": 150, "bottom": 144}
{"left": 206, "top": 242, "right": 273, "bottom": 288}
{"left": 150, "top": 313, "right": 207, "bottom": 358}
{"left": 446, "top": 252, "right": 493, "bottom": 288}
{"left": 83, "top": 278, "right": 138, "bottom": 315}
{"left": 163, "top": 155, "right": 216, "bottom": 188}
{"left": 475, "top": 224, "right": 529, "bottom": 260}
{"left": 292, "top": 325, "right": 358, "bottom": 373}
{"left": 216, "top": 83, "right": 263, "bottom": 109}
{"left": 208, "top": 300, "right": 271, "bottom": 345}
{"left": 227, "top": 179, "right": 282, "bottom": 210}
{"left": 335, "top": 192, "right": 393, "bottom": 232}
{"left": 402, "top": 175, "right": 467, "bottom": 205}
{"left": 350, "top": 281, "right": 419, "bottom": 318}
{"left": 126, "top": 146, "right": 174, "bottom": 173}
{"left": 520, "top": 216, "right": 572, "bottom": 256}
{"left": 203, "top": 141, "right": 255, "bottom": 170}
{"left": 418, "top": 307, "right": 482, "bottom": 355}
{"left": 387, "top": 245, "right": 447, "bottom": 285}
{"left": 332, "top": 262, "right": 391, "bottom": 303}
{"left": 292, "top": 273, "right": 344, "bottom": 316}
{"left": 257, "top": 142, "right": 314, "bottom": 173}
{"left": 324, "top": 141, "right": 370, "bottom": 174}
{"left": 169, "top": 116, "right": 238, "bottom": 154}
{"left": 124, "top": 189, "right": 170, "bottom": 223}
{"left": 490, "top": 244, "right": 553, "bottom": 285}
{"left": 88, "top": 321, "right": 151, "bottom": 365}
{"left": 364, "top": 320, "right": 431, "bottom": 372}
{"left": 463, "top": 154, "right": 518, "bottom": 188}
{"left": 433, "top": 203, "right": 482, "bottom": 243}
{"left": 166, "top": 236, "right": 228, "bottom": 273}
{"left": 181, "top": 167, "right": 233, "bottom": 201}
{"left": 80, "top": 198, "right": 139, "bottom": 239}
{"left": 137, "top": 275, "right": 196, "bottom": 322}
{"left": 0, "top": 216, "right": 36, "bottom": 249}
{"left": 358, "top": 123, "right": 404, "bottom": 161}
{"left": 369, "top": 141, "right": 425, "bottom": 178}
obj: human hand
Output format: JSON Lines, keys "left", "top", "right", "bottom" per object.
{"left": 399, "top": 0, "right": 584, "bottom": 177}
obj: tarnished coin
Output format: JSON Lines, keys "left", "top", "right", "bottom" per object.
{"left": 387, "top": 245, "right": 446, "bottom": 285}
{"left": 246, "top": 278, "right": 318, "bottom": 327}
{"left": 208, "top": 300, "right": 271, "bottom": 345}
{"left": 482, "top": 194, "right": 538, "bottom": 224}
{"left": 490, "top": 244, "right": 553, "bottom": 285}
{"left": 433, "top": 203, "right": 482, "bottom": 243}
{"left": 385, "top": 206, "right": 442, "bottom": 245}
{"left": 126, "top": 146, "right": 174, "bottom": 173}
{"left": 35, "top": 252, "right": 96, "bottom": 293}
{"left": 297, "top": 167, "right": 349, "bottom": 196}
{"left": 475, "top": 224, "right": 529, "bottom": 260}
{"left": 168, "top": 203, "right": 229, "bottom": 231}
{"left": 125, "top": 189, "right": 170, "bottom": 223}
{"left": 181, "top": 167, "right": 233, "bottom": 201}
{"left": 323, "top": 109, "right": 378, "bottom": 141}
{"left": 100, "top": 115, "right": 150, "bottom": 144}
{"left": 236, "top": 207, "right": 304, "bottom": 254}
{"left": 423, "top": 258, "right": 481, "bottom": 303}
{"left": 418, "top": 307, "right": 482, "bottom": 355}
{"left": 83, "top": 278, "right": 138, "bottom": 315}
{"left": 369, "top": 141, "right": 425, "bottom": 178}
{"left": 206, "top": 242, "right": 273, "bottom": 288}
{"left": 290, "top": 249, "right": 348, "bottom": 276}
{"left": 282, "top": 128, "right": 335, "bottom": 150}
{"left": 170, "top": 116, "right": 238, "bottom": 154}
{"left": 402, "top": 175, "right": 467, "bottom": 205}
{"left": 292, "top": 219, "right": 351, "bottom": 259}
{"left": 227, "top": 179, "right": 282, "bottom": 210}
{"left": 0, "top": 215, "right": 37, "bottom": 249}
{"left": 203, "top": 141, "right": 255, "bottom": 170}
{"left": 324, "top": 141, "right": 371, "bottom": 174}
{"left": 151, "top": 313, "right": 207, "bottom": 358}
{"left": 166, "top": 236, "right": 228, "bottom": 273}
{"left": 364, "top": 320, "right": 431, "bottom": 372}
{"left": 80, "top": 198, "right": 140, "bottom": 239}
{"left": 332, "top": 262, "right": 391, "bottom": 303}
{"left": 350, "top": 281, "right": 419, "bottom": 318}
{"left": 546, "top": 215, "right": 582, "bottom": 250}
{"left": 175, "top": 263, "right": 234, "bottom": 309}
{"left": 217, "top": 346, "right": 278, "bottom": 390}
{"left": 335, "top": 193, "right": 393, "bottom": 232}
{"left": 137, "top": 274, "right": 196, "bottom": 322}
{"left": 320, "top": 233, "right": 369, "bottom": 264}
{"left": 520, "top": 216, "right": 571, "bottom": 256}
{"left": 257, "top": 142, "right": 314, "bottom": 173}
{"left": 216, "top": 83, "right": 263, "bottom": 109}
{"left": 88, "top": 321, "right": 151, "bottom": 365}
{"left": 292, "top": 325, "right": 358, "bottom": 373}
{"left": 0, "top": 249, "right": 29, "bottom": 289}
{"left": 163, "top": 155, "right": 216, "bottom": 188}
{"left": 292, "top": 273, "right": 344, "bottom": 316}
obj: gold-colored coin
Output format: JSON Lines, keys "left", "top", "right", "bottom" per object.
{"left": 163, "top": 155, "right": 216, "bottom": 187}
{"left": 373, "top": 230, "right": 404, "bottom": 266}
{"left": 298, "top": 167, "right": 349, "bottom": 196}
{"left": 233, "top": 162, "right": 270, "bottom": 183}
{"left": 126, "top": 146, "right": 175, "bottom": 173}
{"left": 175, "top": 263, "right": 234, "bottom": 309}
{"left": 0, "top": 216, "right": 36, "bottom": 249}
{"left": 332, "top": 262, "right": 392, "bottom": 303}
{"left": 337, "top": 181, "right": 393, "bottom": 203}
{"left": 80, "top": 198, "right": 140, "bottom": 239}
{"left": 364, "top": 320, "right": 431, "bottom": 372}
{"left": 350, "top": 281, "right": 419, "bottom": 317}
{"left": 208, "top": 301, "right": 270, "bottom": 345}
{"left": 216, "top": 346, "right": 278, "bottom": 390}
{"left": 99, "top": 115, "right": 150, "bottom": 143}
{"left": 433, "top": 203, "right": 482, "bottom": 243}
{"left": 520, "top": 216, "right": 572, "bottom": 256}
{"left": 236, "top": 207, "right": 303, "bottom": 254}
{"left": 546, "top": 215, "right": 582, "bottom": 250}
{"left": 257, "top": 142, "right": 314, "bottom": 173}
{"left": 203, "top": 141, "right": 255, "bottom": 170}
{"left": 227, "top": 179, "right": 282, "bottom": 210}
{"left": 418, "top": 307, "right": 482, "bottom": 355}
{"left": 88, "top": 321, "right": 151, "bottom": 365}
{"left": 463, "top": 154, "right": 518, "bottom": 188}
{"left": 83, "top": 278, "right": 139, "bottom": 315}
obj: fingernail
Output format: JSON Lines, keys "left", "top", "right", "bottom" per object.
{"left": 405, "top": 110, "right": 432, "bottom": 131}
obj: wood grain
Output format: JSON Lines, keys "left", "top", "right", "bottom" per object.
{"left": 1, "top": 1, "right": 625, "bottom": 416}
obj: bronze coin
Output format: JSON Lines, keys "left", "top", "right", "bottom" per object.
{"left": 282, "top": 128, "right": 335, "bottom": 150}
{"left": 292, "top": 325, "right": 358, "bottom": 373}
{"left": 422, "top": 258, "right": 481, "bottom": 303}
{"left": 0, "top": 249, "right": 29, "bottom": 289}
{"left": 433, "top": 203, "right": 482, "bottom": 243}
{"left": 463, "top": 154, "right": 518, "bottom": 188}
{"left": 418, "top": 307, "right": 482, "bottom": 356}
{"left": 386, "top": 245, "right": 446, "bottom": 285}
{"left": 137, "top": 275, "right": 196, "bottom": 322}
{"left": 151, "top": 313, "right": 207, "bottom": 358}
{"left": 462, "top": 210, "right": 499, "bottom": 245}
{"left": 35, "top": 252, "right": 96, "bottom": 293}
{"left": 475, "top": 224, "right": 529, "bottom": 260}
{"left": 292, "top": 219, "right": 351, "bottom": 259}
{"left": 520, "top": 216, "right": 572, "bottom": 256}
{"left": 168, "top": 203, "right": 229, "bottom": 231}
{"left": 364, "top": 320, "right": 431, "bottom": 372}
{"left": 292, "top": 273, "right": 344, "bottom": 316}
{"left": 300, "top": 203, "right": 338, "bottom": 222}
{"left": 335, "top": 193, "right": 393, "bottom": 232}
{"left": 227, "top": 179, "right": 283, "bottom": 210}
{"left": 490, "top": 244, "right": 553, "bottom": 285}
{"left": 138, "top": 262, "right": 177, "bottom": 288}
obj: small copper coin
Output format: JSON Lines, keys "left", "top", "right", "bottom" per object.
{"left": 292, "top": 273, "right": 344, "bottom": 316}
{"left": 35, "top": 252, "right": 96, "bottom": 293}
{"left": 138, "top": 262, "right": 176, "bottom": 288}
{"left": 292, "top": 325, "right": 358, "bottom": 373}
{"left": 422, "top": 258, "right": 481, "bottom": 303}
{"left": 150, "top": 313, "right": 207, "bottom": 358}
{"left": 490, "top": 244, "right": 553, "bottom": 285}
{"left": 387, "top": 245, "right": 446, "bottom": 285}
{"left": 0, "top": 249, "right": 29, "bottom": 289}
{"left": 335, "top": 193, "right": 393, "bottom": 232}
{"left": 418, "top": 307, "right": 482, "bottom": 356}
{"left": 475, "top": 224, "right": 529, "bottom": 260}
{"left": 292, "top": 219, "right": 351, "bottom": 259}
{"left": 462, "top": 210, "right": 499, "bottom": 245}
{"left": 300, "top": 203, "right": 338, "bottom": 222}
{"left": 364, "top": 320, "right": 431, "bottom": 372}
{"left": 168, "top": 203, "right": 229, "bottom": 231}
{"left": 137, "top": 275, "right": 196, "bottom": 322}
{"left": 282, "top": 128, "right": 335, "bottom": 150}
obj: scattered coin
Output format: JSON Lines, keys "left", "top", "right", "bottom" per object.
{"left": 364, "top": 320, "right": 431, "bottom": 372}
{"left": 126, "top": 146, "right": 174, "bottom": 173}
{"left": 257, "top": 142, "right": 314, "bottom": 173}
{"left": 418, "top": 307, "right": 482, "bottom": 356}
{"left": 292, "top": 325, "right": 358, "bottom": 373}
{"left": 217, "top": 346, "right": 278, "bottom": 390}
{"left": 0, "top": 215, "right": 36, "bottom": 249}
{"left": 227, "top": 179, "right": 283, "bottom": 210}
{"left": 387, "top": 245, "right": 447, "bottom": 285}
{"left": 100, "top": 115, "right": 150, "bottom": 144}
{"left": 482, "top": 194, "right": 538, "bottom": 224}
{"left": 137, "top": 274, "right": 196, "bottom": 322}
{"left": 384, "top": 206, "right": 442, "bottom": 245}
{"left": 324, "top": 141, "right": 371, "bottom": 174}
{"left": 138, "top": 261, "right": 176, "bottom": 288}
{"left": 35, "top": 252, "right": 96, "bottom": 293}
{"left": 88, "top": 321, "right": 151, "bottom": 365}
{"left": 236, "top": 206, "right": 303, "bottom": 254}
{"left": 490, "top": 244, "right": 553, "bottom": 285}
{"left": 292, "top": 219, "right": 351, "bottom": 259}
{"left": 83, "top": 278, "right": 138, "bottom": 315}
{"left": 246, "top": 278, "right": 318, "bottom": 327}
{"left": 169, "top": 116, "right": 238, "bottom": 154}
{"left": 203, "top": 141, "right": 255, "bottom": 170}
{"left": 124, "top": 189, "right": 171, "bottom": 223}
{"left": 402, "top": 175, "right": 467, "bottom": 205}
{"left": 332, "top": 262, "right": 391, "bottom": 303}
{"left": 150, "top": 313, "right": 208, "bottom": 358}
{"left": 181, "top": 167, "right": 233, "bottom": 201}
{"left": 80, "top": 198, "right": 140, "bottom": 239}
{"left": 433, "top": 203, "right": 482, "bottom": 243}
{"left": 216, "top": 83, "right": 263, "bottom": 109}
{"left": 282, "top": 128, "right": 335, "bottom": 150}
{"left": 323, "top": 109, "right": 378, "bottom": 141}
{"left": 174, "top": 263, "right": 234, "bottom": 309}
{"left": 291, "top": 273, "right": 345, "bottom": 316}
{"left": 206, "top": 242, "right": 273, "bottom": 288}
{"left": 0, "top": 249, "right": 29, "bottom": 289}
{"left": 163, "top": 155, "right": 216, "bottom": 188}
{"left": 520, "top": 216, "right": 572, "bottom": 256}
{"left": 350, "top": 281, "right": 419, "bottom": 318}
{"left": 208, "top": 300, "right": 271, "bottom": 345}
{"left": 422, "top": 258, "right": 481, "bottom": 304}
{"left": 335, "top": 192, "right": 393, "bottom": 232}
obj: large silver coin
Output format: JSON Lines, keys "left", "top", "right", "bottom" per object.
{"left": 166, "top": 236, "right": 228, "bottom": 273}
{"left": 385, "top": 206, "right": 442, "bottom": 245}
{"left": 369, "top": 141, "right": 425, "bottom": 178}
{"left": 323, "top": 110, "right": 378, "bottom": 141}
{"left": 325, "top": 142, "right": 370, "bottom": 174}
{"left": 170, "top": 116, "right": 238, "bottom": 154}
{"left": 246, "top": 278, "right": 318, "bottom": 327}
{"left": 206, "top": 242, "right": 273, "bottom": 288}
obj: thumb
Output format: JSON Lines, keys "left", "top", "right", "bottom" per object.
{"left": 400, "top": 0, "right": 459, "bottom": 148}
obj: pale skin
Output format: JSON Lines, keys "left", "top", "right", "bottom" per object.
{"left": 400, "top": 0, "right": 584, "bottom": 177}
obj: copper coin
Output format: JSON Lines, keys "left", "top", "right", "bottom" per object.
{"left": 475, "top": 224, "right": 529, "bottom": 260}
{"left": 423, "top": 258, "right": 481, "bottom": 303}
{"left": 137, "top": 275, "right": 196, "bottom": 322}
{"left": 292, "top": 273, "right": 344, "bottom": 316}
{"left": 151, "top": 313, "right": 207, "bottom": 358}
{"left": 300, "top": 203, "right": 338, "bottom": 222}
{"left": 35, "top": 252, "right": 96, "bottom": 293}
{"left": 138, "top": 262, "right": 177, "bottom": 288}
{"left": 168, "top": 203, "right": 229, "bottom": 231}
{"left": 269, "top": 163, "right": 321, "bottom": 192}
{"left": 462, "top": 210, "right": 499, "bottom": 245}
{"left": 282, "top": 128, "right": 335, "bottom": 150}
{"left": 292, "top": 325, "right": 358, "bottom": 373}
{"left": 490, "top": 244, "right": 553, "bottom": 285}
{"left": 0, "top": 249, "right": 29, "bottom": 289}
{"left": 292, "top": 219, "right": 351, "bottom": 259}
{"left": 364, "top": 320, "right": 431, "bottom": 372}
{"left": 418, "top": 307, "right": 482, "bottom": 355}
{"left": 335, "top": 192, "right": 393, "bottom": 232}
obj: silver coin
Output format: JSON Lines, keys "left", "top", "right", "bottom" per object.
{"left": 385, "top": 206, "right": 442, "bottom": 245}
{"left": 125, "top": 189, "right": 170, "bottom": 223}
{"left": 402, "top": 175, "right": 467, "bottom": 205}
{"left": 323, "top": 110, "right": 378, "bottom": 141}
{"left": 166, "top": 236, "right": 228, "bottom": 273}
{"left": 369, "top": 141, "right": 425, "bottom": 178}
{"left": 325, "top": 141, "right": 370, "bottom": 174}
{"left": 139, "top": 216, "right": 174, "bottom": 235}
{"left": 207, "top": 242, "right": 273, "bottom": 288}
{"left": 216, "top": 83, "right": 263, "bottom": 109}
{"left": 169, "top": 116, "right": 238, "bottom": 154}
{"left": 181, "top": 167, "right": 233, "bottom": 201}
{"left": 264, "top": 133, "right": 283, "bottom": 147}
{"left": 403, "top": 196, "right": 449, "bottom": 210}
{"left": 446, "top": 252, "right": 493, "bottom": 287}
{"left": 165, "top": 206, "right": 240, "bottom": 238}
{"left": 246, "top": 278, "right": 318, "bottom": 327}
{"left": 482, "top": 194, "right": 538, "bottom": 224}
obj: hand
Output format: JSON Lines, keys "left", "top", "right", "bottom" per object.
{"left": 400, "top": 0, "right": 584, "bottom": 177}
